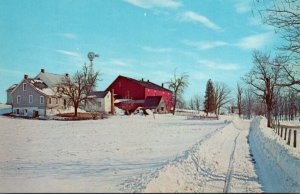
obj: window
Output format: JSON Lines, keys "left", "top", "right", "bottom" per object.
{"left": 118, "top": 81, "right": 122, "bottom": 88}
{"left": 17, "top": 95, "right": 21, "bottom": 104}
{"left": 56, "top": 98, "right": 58, "bottom": 104}
{"left": 23, "top": 83, "right": 27, "bottom": 91}
{"left": 161, "top": 107, "right": 164, "bottom": 111}
{"left": 29, "top": 95, "right": 33, "bottom": 104}
{"left": 49, "top": 98, "right": 51, "bottom": 104}
{"left": 16, "top": 109, "right": 19, "bottom": 114}
{"left": 40, "top": 96, "right": 44, "bottom": 104}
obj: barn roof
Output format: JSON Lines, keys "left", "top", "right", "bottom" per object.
{"left": 106, "top": 75, "right": 172, "bottom": 93}
{"left": 144, "top": 96, "right": 163, "bottom": 109}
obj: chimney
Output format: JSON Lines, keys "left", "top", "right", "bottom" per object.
{"left": 147, "top": 79, "right": 149, "bottom": 82}
{"left": 24, "top": 74, "right": 28, "bottom": 79}
{"left": 41, "top": 69, "right": 45, "bottom": 73}
{"left": 65, "top": 73, "right": 69, "bottom": 77}
{"left": 161, "top": 83, "right": 164, "bottom": 88}
{"left": 141, "top": 78, "right": 144, "bottom": 82}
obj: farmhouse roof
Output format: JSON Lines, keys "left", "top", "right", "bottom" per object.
{"left": 144, "top": 96, "right": 163, "bottom": 109}
{"left": 35, "top": 71, "right": 66, "bottom": 88}
{"left": 6, "top": 84, "right": 18, "bottom": 92}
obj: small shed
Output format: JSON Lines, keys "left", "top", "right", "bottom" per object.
{"left": 144, "top": 96, "right": 167, "bottom": 114}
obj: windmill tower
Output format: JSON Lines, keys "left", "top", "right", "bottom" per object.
{"left": 87, "top": 51, "right": 99, "bottom": 76}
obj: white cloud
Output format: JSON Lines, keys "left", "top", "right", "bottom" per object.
{"left": 179, "top": 11, "right": 221, "bottom": 31}
{"left": 56, "top": 33, "right": 77, "bottom": 39}
{"left": 198, "top": 59, "right": 239, "bottom": 71}
{"left": 235, "top": 32, "right": 273, "bottom": 49}
{"left": 190, "top": 70, "right": 210, "bottom": 81}
{"left": 55, "top": 50, "right": 81, "bottom": 58}
{"left": 234, "top": 1, "right": 251, "bottom": 14}
{"left": 142, "top": 46, "right": 173, "bottom": 53}
{"left": 124, "top": 0, "right": 182, "bottom": 9}
{"left": 105, "top": 59, "right": 133, "bottom": 67}
{"left": 0, "top": 68, "right": 23, "bottom": 76}
{"left": 182, "top": 40, "right": 228, "bottom": 50}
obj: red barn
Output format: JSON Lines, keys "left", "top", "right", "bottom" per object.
{"left": 106, "top": 75, "right": 173, "bottom": 113}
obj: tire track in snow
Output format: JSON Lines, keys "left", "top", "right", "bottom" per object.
{"left": 121, "top": 123, "right": 227, "bottom": 193}
{"left": 223, "top": 131, "right": 240, "bottom": 193}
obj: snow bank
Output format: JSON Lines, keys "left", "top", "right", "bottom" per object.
{"left": 0, "top": 104, "right": 12, "bottom": 115}
{"left": 249, "top": 116, "right": 300, "bottom": 192}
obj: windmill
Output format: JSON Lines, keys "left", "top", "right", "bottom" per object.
{"left": 87, "top": 51, "right": 99, "bottom": 76}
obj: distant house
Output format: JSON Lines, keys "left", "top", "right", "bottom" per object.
{"left": 7, "top": 69, "right": 68, "bottom": 117}
{"left": 106, "top": 75, "right": 173, "bottom": 113}
{"left": 85, "top": 91, "right": 112, "bottom": 113}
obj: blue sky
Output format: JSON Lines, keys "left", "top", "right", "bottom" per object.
{"left": 0, "top": 0, "right": 281, "bottom": 103}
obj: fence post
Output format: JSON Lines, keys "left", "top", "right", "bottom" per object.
{"left": 294, "top": 130, "right": 297, "bottom": 148}
{"left": 281, "top": 126, "right": 283, "bottom": 138}
{"left": 287, "top": 129, "right": 291, "bottom": 145}
{"left": 284, "top": 128, "right": 287, "bottom": 140}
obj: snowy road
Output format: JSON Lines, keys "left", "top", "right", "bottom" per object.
{"left": 0, "top": 114, "right": 264, "bottom": 192}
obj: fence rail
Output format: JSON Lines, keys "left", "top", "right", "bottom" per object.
{"left": 187, "top": 115, "right": 219, "bottom": 120}
{"left": 272, "top": 120, "right": 299, "bottom": 148}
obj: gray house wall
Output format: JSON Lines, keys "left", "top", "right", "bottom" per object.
{"left": 11, "top": 79, "right": 47, "bottom": 116}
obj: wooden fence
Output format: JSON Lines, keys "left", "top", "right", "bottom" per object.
{"left": 187, "top": 115, "right": 219, "bottom": 120}
{"left": 272, "top": 120, "right": 299, "bottom": 148}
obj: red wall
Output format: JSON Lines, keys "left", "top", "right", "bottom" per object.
{"left": 107, "top": 76, "right": 145, "bottom": 99}
{"left": 107, "top": 76, "right": 174, "bottom": 112}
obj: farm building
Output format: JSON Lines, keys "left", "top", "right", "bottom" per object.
{"left": 106, "top": 75, "right": 173, "bottom": 113}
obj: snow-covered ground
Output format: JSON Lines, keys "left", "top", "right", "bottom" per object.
{"left": 0, "top": 114, "right": 299, "bottom": 192}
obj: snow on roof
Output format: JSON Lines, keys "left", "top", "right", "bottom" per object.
{"left": 91, "top": 91, "right": 109, "bottom": 98}
{"left": 6, "top": 84, "right": 18, "bottom": 92}
{"left": 35, "top": 72, "right": 66, "bottom": 88}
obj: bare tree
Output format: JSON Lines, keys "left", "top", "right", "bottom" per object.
{"left": 189, "top": 97, "right": 195, "bottom": 110}
{"left": 243, "top": 50, "right": 284, "bottom": 127}
{"left": 167, "top": 70, "right": 189, "bottom": 115}
{"left": 237, "top": 83, "right": 243, "bottom": 118}
{"left": 242, "top": 87, "right": 255, "bottom": 119}
{"left": 253, "top": 0, "right": 300, "bottom": 89}
{"left": 194, "top": 95, "right": 201, "bottom": 113}
{"left": 57, "top": 64, "right": 100, "bottom": 117}
{"left": 214, "top": 81, "right": 231, "bottom": 116}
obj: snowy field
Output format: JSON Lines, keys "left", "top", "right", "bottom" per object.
{"left": 0, "top": 113, "right": 299, "bottom": 192}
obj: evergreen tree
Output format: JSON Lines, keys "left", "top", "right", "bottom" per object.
{"left": 204, "top": 79, "right": 215, "bottom": 115}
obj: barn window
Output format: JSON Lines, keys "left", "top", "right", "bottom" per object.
{"left": 29, "top": 95, "right": 33, "bottom": 104}
{"left": 17, "top": 95, "right": 21, "bottom": 104}
{"left": 40, "top": 96, "right": 44, "bottom": 104}
{"left": 23, "top": 83, "right": 27, "bottom": 91}
{"left": 118, "top": 82, "right": 122, "bottom": 88}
